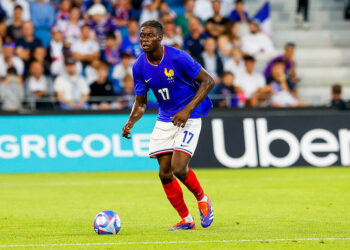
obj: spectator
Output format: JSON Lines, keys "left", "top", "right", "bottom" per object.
{"left": 175, "top": 0, "right": 195, "bottom": 38}
{"left": 139, "top": 0, "right": 161, "bottom": 26}
{"left": 112, "top": 52, "right": 133, "bottom": 92}
{"left": 88, "top": 3, "right": 121, "bottom": 47}
{"left": 183, "top": 16, "right": 208, "bottom": 61}
{"left": 205, "top": 0, "right": 230, "bottom": 39}
{"left": 49, "top": 29, "right": 64, "bottom": 63}
{"left": 89, "top": 62, "right": 115, "bottom": 110}
{"left": 71, "top": 24, "right": 100, "bottom": 67}
{"left": 229, "top": 0, "right": 249, "bottom": 22}
{"left": 30, "top": 0, "right": 56, "bottom": 47}
{"left": 0, "top": 67, "right": 24, "bottom": 111}
{"left": 113, "top": 0, "right": 131, "bottom": 28}
{"left": 83, "top": 0, "right": 113, "bottom": 15}
{"left": 193, "top": 0, "right": 213, "bottom": 21}
{"left": 264, "top": 42, "right": 298, "bottom": 95}
{"left": 120, "top": 19, "right": 142, "bottom": 58}
{"left": 267, "top": 59, "right": 304, "bottom": 107}
{"left": 56, "top": 7, "right": 84, "bottom": 45}
{"left": 212, "top": 72, "right": 240, "bottom": 108}
{"left": 346, "top": 0, "right": 350, "bottom": 20}
{"left": 85, "top": 59, "right": 101, "bottom": 85}
{"left": 54, "top": 57, "right": 90, "bottom": 110}
{"left": 218, "top": 21, "right": 242, "bottom": 59}
{"left": 0, "top": 42, "right": 24, "bottom": 78}
{"left": 224, "top": 47, "right": 245, "bottom": 77}
{"left": 6, "top": 5, "right": 24, "bottom": 41}
{"left": 198, "top": 37, "right": 223, "bottom": 83}
{"left": 117, "top": 74, "right": 134, "bottom": 109}
{"left": 236, "top": 55, "right": 268, "bottom": 107}
{"left": 25, "top": 61, "right": 51, "bottom": 98}
{"left": 162, "top": 20, "right": 183, "bottom": 48}
{"left": 101, "top": 33, "right": 121, "bottom": 66}
{"left": 296, "top": 0, "right": 309, "bottom": 28}
{"left": 1, "top": 0, "right": 30, "bottom": 24}
{"left": 241, "top": 19, "right": 274, "bottom": 56}
{"left": 15, "top": 22, "right": 42, "bottom": 63}
{"left": 31, "top": 46, "right": 50, "bottom": 76}
{"left": 159, "top": 1, "right": 176, "bottom": 19}
{"left": 56, "top": 0, "right": 71, "bottom": 22}
{"left": 330, "top": 84, "right": 347, "bottom": 110}
{"left": 0, "top": 21, "right": 8, "bottom": 42}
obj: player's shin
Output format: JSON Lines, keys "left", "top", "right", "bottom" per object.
{"left": 162, "top": 178, "right": 190, "bottom": 219}
{"left": 181, "top": 168, "right": 206, "bottom": 202}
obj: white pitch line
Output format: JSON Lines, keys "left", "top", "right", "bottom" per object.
{"left": 1, "top": 180, "right": 159, "bottom": 187}
{"left": 1, "top": 238, "right": 350, "bottom": 248}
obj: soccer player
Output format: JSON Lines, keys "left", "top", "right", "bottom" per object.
{"left": 122, "top": 20, "right": 214, "bottom": 231}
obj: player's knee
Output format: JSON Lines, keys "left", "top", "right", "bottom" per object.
{"left": 171, "top": 163, "right": 187, "bottom": 182}
{"left": 158, "top": 171, "right": 173, "bottom": 184}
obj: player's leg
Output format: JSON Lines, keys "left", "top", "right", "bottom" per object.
{"left": 172, "top": 119, "right": 214, "bottom": 228}
{"left": 157, "top": 153, "right": 195, "bottom": 231}
{"left": 171, "top": 151, "right": 204, "bottom": 201}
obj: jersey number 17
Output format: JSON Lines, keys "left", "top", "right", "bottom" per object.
{"left": 158, "top": 88, "right": 170, "bottom": 100}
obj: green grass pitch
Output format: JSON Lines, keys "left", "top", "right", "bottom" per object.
{"left": 0, "top": 167, "right": 350, "bottom": 249}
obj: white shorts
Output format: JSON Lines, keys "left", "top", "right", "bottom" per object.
{"left": 149, "top": 118, "right": 202, "bottom": 158}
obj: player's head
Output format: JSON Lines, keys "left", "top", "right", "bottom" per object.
{"left": 140, "top": 20, "right": 163, "bottom": 52}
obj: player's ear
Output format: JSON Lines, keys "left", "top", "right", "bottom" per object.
{"left": 157, "top": 34, "right": 163, "bottom": 42}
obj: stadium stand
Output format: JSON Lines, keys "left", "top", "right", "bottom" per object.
{"left": 0, "top": 0, "right": 348, "bottom": 111}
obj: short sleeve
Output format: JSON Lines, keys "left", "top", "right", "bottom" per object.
{"left": 177, "top": 50, "right": 201, "bottom": 80}
{"left": 132, "top": 63, "right": 149, "bottom": 95}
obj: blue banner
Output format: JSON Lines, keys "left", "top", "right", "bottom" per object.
{"left": 0, "top": 114, "right": 158, "bottom": 173}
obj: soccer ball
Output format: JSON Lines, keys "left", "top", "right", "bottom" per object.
{"left": 93, "top": 210, "right": 121, "bottom": 235}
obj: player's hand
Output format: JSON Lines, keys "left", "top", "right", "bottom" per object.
{"left": 122, "top": 121, "right": 134, "bottom": 139}
{"left": 171, "top": 108, "right": 191, "bottom": 128}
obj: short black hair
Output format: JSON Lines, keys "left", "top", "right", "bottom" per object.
{"left": 7, "top": 67, "right": 17, "bottom": 75}
{"left": 285, "top": 42, "right": 296, "bottom": 48}
{"left": 81, "top": 24, "right": 90, "bottom": 30}
{"left": 273, "top": 59, "right": 284, "bottom": 65}
{"left": 243, "top": 55, "right": 255, "bottom": 62}
{"left": 121, "top": 52, "right": 132, "bottom": 59}
{"left": 332, "top": 84, "right": 342, "bottom": 95}
{"left": 235, "top": 0, "right": 244, "bottom": 4}
{"left": 14, "top": 5, "right": 23, "bottom": 10}
{"left": 223, "top": 71, "right": 234, "bottom": 77}
{"left": 106, "top": 33, "right": 116, "bottom": 40}
{"left": 140, "top": 20, "right": 163, "bottom": 36}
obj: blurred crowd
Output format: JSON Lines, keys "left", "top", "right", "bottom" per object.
{"left": 0, "top": 0, "right": 308, "bottom": 111}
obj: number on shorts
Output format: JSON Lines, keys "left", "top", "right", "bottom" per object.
{"left": 183, "top": 131, "right": 194, "bottom": 144}
{"left": 158, "top": 88, "right": 170, "bottom": 100}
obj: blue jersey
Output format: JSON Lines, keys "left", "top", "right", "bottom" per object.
{"left": 132, "top": 45, "right": 212, "bottom": 122}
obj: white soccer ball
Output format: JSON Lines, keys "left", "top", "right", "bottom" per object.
{"left": 93, "top": 210, "right": 121, "bottom": 234}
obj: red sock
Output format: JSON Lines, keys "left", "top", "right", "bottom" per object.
{"left": 182, "top": 168, "right": 205, "bottom": 201}
{"left": 162, "top": 178, "right": 189, "bottom": 218}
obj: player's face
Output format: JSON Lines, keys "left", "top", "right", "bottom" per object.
{"left": 140, "top": 26, "right": 162, "bottom": 52}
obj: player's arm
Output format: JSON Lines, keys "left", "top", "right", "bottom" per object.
{"left": 122, "top": 94, "right": 148, "bottom": 139}
{"left": 171, "top": 68, "right": 214, "bottom": 127}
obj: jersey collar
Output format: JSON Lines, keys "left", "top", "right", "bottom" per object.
{"left": 145, "top": 46, "right": 165, "bottom": 67}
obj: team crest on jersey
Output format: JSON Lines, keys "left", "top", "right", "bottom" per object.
{"left": 164, "top": 68, "right": 174, "bottom": 83}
